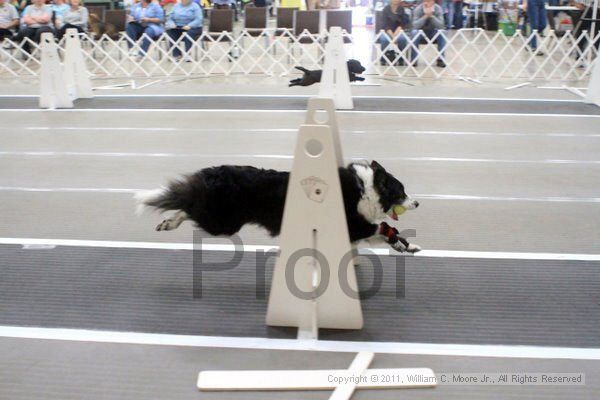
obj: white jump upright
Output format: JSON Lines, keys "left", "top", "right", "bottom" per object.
{"left": 63, "top": 28, "right": 93, "bottom": 100}
{"left": 39, "top": 32, "right": 73, "bottom": 109}
{"left": 585, "top": 57, "right": 600, "bottom": 107}
{"left": 319, "top": 27, "right": 353, "bottom": 110}
{"left": 266, "top": 97, "right": 362, "bottom": 338}
{"left": 198, "top": 98, "right": 437, "bottom": 397}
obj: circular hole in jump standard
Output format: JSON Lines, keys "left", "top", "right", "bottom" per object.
{"left": 313, "top": 109, "right": 329, "bottom": 124}
{"left": 305, "top": 139, "right": 324, "bottom": 157}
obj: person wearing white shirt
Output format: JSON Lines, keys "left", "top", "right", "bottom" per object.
{"left": 15, "top": 0, "right": 54, "bottom": 53}
{"left": 56, "top": 0, "right": 88, "bottom": 39}
{"left": 0, "top": 0, "right": 19, "bottom": 43}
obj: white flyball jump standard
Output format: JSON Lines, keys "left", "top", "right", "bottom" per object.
{"left": 63, "top": 28, "right": 93, "bottom": 100}
{"left": 319, "top": 27, "right": 354, "bottom": 110}
{"left": 39, "top": 32, "right": 73, "bottom": 109}
{"left": 585, "top": 56, "right": 600, "bottom": 107}
{"left": 198, "top": 99, "right": 436, "bottom": 398}
{"left": 39, "top": 29, "right": 92, "bottom": 109}
{"left": 266, "top": 97, "right": 362, "bottom": 338}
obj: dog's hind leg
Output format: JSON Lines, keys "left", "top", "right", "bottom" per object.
{"left": 156, "top": 210, "right": 188, "bottom": 231}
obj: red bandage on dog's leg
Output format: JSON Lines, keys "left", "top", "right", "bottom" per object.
{"left": 378, "top": 222, "right": 399, "bottom": 242}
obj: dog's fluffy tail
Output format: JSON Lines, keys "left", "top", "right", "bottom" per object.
{"left": 134, "top": 179, "right": 191, "bottom": 216}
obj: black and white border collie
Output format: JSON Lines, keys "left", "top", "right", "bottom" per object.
{"left": 135, "top": 161, "right": 421, "bottom": 253}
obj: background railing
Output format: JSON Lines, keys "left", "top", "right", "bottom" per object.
{"left": 0, "top": 28, "right": 597, "bottom": 81}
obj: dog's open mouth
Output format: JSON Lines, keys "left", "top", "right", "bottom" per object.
{"left": 389, "top": 204, "right": 407, "bottom": 220}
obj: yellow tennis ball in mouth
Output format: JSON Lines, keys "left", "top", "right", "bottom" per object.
{"left": 393, "top": 204, "right": 406, "bottom": 216}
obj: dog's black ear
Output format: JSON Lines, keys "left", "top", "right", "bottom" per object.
{"left": 371, "top": 160, "right": 388, "bottom": 187}
{"left": 371, "top": 160, "right": 385, "bottom": 172}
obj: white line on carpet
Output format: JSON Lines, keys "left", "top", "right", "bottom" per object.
{"left": 2, "top": 151, "right": 599, "bottom": 164}
{"left": 2, "top": 127, "right": 598, "bottom": 137}
{"left": 0, "top": 326, "right": 598, "bottom": 360}
{"left": 1, "top": 109, "right": 598, "bottom": 118}
{"left": 1, "top": 237, "right": 599, "bottom": 261}
{"left": 0, "top": 187, "right": 598, "bottom": 203}
{"left": 0, "top": 94, "right": 584, "bottom": 102}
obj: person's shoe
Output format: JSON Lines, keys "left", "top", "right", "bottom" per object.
{"left": 395, "top": 58, "right": 405, "bottom": 66}
{"left": 128, "top": 49, "right": 139, "bottom": 57}
{"left": 527, "top": 47, "right": 544, "bottom": 56}
{"left": 2, "top": 41, "right": 14, "bottom": 50}
{"left": 183, "top": 55, "right": 193, "bottom": 63}
{"left": 436, "top": 58, "right": 446, "bottom": 68}
{"left": 411, "top": 60, "right": 418, "bottom": 67}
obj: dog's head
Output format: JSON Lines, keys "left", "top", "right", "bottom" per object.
{"left": 347, "top": 59, "right": 366, "bottom": 75}
{"left": 370, "top": 160, "right": 419, "bottom": 220}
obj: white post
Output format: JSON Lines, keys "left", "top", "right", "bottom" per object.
{"left": 585, "top": 56, "right": 600, "bottom": 106}
{"left": 266, "top": 97, "right": 362, "bottom": 337}
{"left": 64, "top": 28, "right": 93, "bottom": 100}
{"left": 39, "top": 32, "right": 73, "bottom": 109}
{"left": 319, "top": 26, "right": 354, "bottom": 110}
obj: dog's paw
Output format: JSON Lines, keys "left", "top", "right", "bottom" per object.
{"left": 406, "top": 243, "right": 421, "bottom": 253}
{"left": 156, "top": 219, "right": 176, "bottom": 231}
{"left": 391, "top": 241, "right": 421, "bottom": 254}
{"left": 391, "top": 241, "right": 407, "bottom": 253}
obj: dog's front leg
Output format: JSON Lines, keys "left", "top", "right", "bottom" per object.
{"left": 378, "top": 222, "right": 421, "bottom": 253}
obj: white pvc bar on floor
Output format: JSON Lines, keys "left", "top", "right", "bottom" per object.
{"left": 0, "top": 28, "right": 598, "bottom": 81}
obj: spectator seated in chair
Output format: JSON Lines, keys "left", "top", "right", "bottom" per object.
{"left": 56, "top": 0, "right": 88, "bottom": 40}
{"left": 411, "top": 0, "right": 447, "bottom": 67}
{"left": 126, "top": 0, "right": 165, "bottom": 57}
{"left": 0, "top": 0, "right": 19, "bottom": 47}
{"left": 165, "top": 0, "right": 203, "bottom": 62}
{"left": 379, "top": 0, "right": 411, "bottom": 65}
{"left": 51, "top": 0, "right": 70, "bottom": 26}
{"left": 15, "top": 0, "right": 55, "bottom": 53}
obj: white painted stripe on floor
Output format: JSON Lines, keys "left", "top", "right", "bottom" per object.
{"left": 1, "top": 237, "right": 600, "bottom": 261}
{"left": 0, "top": 186, "right": 138, "bottom": 193}
{"left": 0, "top": 94, "right": 584, "bottom": 103}
{"left": 1, "top": 109, "right": 599, "bottom": 118}
{"left": 20, "top": 127, "right": 296, "bottom": 132}
{"left": 416, "top": 194, "right": 600, "bottom": 203}
{"left": 0, "top": 326, "right": 598, "bottom": 360}
{"left": 398, "top": 130, "right": 600, "bottom": 138}
{"left": 2, "top": 151, "right": 600, "bottom": 165}
{"left": 2, "top": 127, "right": 598, "bottom": 137}
{"left": 1, "top": 186, "right": 598, "bottom": 203}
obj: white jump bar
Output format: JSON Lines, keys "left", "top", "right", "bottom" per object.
{"left": 197, "top": 368, "right": 436, "bottom": 391}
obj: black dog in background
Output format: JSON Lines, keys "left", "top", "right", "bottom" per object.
{"left": 288, "top": 59, "right": 366, "bottom": 87}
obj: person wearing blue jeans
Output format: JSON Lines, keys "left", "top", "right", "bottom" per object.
{"left": 379, "top": 0, "right": 411, "bottom": 65}
{"left": 411, "top": 0, "right": 447, "bottom": 67}
{"left": 524, "top": 0, "right": 547, "bottom": 54}
{"left": 126, "top": 0, "right": 164, "bottom": 56}
{"left": 442, "top": 0, "right": 463, "bottom": 28}
{"left": 166, "top": 0, "right": 203, "bottom": 61}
